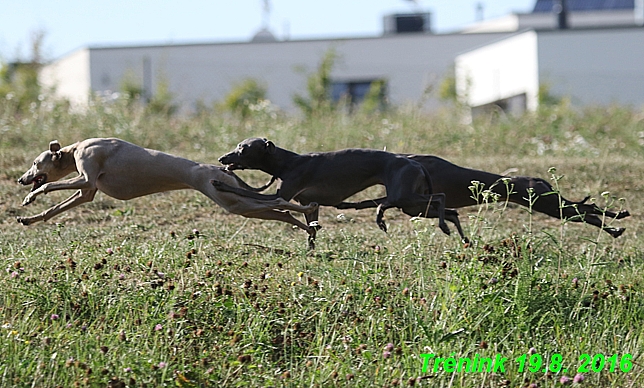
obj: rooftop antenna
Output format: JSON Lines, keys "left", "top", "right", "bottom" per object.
{"left": 261, "top": 0, "right": 271, "bottom": 30}
{"left": 252, "top": 0, "right": 277, "bottom": 42}
{"left": 403, "top": 0, "right": 422, "bottom": 11}
{"left": 476, "top": 3, "right": 485, "bottom": 21}
{"left": 553, "top": 0, "right": 568, "bottom": 29}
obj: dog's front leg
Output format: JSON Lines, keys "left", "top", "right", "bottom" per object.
{"left": 17, "top": 189, "right": 97, "bottom": 225}
{"left": 22, "top": 176, "right": 94, "bottom": 206}
{"left": 22, "top": 189, "right": 46, "bottom": 206}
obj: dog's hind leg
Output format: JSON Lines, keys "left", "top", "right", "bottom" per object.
{"left": 376, "top": 203, "right": 393, "bottom": 232}
{"left": 244, "top": 209, "right": 320, "bottom": 240}
{"left": 336, "top": 197, "right": 385, "bottom": 210}
{"left": 428, "top": 193, "right": 450, "bottom": 236}
{"left": 579, "top": 213, "right": 625, "bottom": 238}
{"left": 407, "top": 207, "right": 467, "bottom": 243}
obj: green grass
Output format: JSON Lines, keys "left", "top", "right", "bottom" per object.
{"left": 1, "top": 98, "right": 643, "bottom": 387}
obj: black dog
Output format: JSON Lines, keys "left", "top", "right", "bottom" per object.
{"left": 215, "top": 138, "right": 454, "bottom": 248}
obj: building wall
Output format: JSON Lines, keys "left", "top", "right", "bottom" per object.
{"left": 455, "top": 31, "right": 539, "bottom": 112}
{"left": 45, "top": 33, "right": 511, "bottom": 112}
{"left": 537, "top": 27, "right": 644, "bottom": 106}
{"left": 39, "top": 48, "right": 91, "bottom": 106}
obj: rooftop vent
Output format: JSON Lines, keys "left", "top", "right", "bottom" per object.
{"left": 383, "top": 12, "right": 431, "bottom": 34}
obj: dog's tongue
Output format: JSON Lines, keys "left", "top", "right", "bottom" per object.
{"left": 31, "top": 176, "right": 43, "bottom": 191}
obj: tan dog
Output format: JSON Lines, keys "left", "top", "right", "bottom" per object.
{"left": 17, "top": 138, "right": 318, "bottom": 234}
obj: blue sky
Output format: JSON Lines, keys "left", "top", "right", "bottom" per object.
{"left": 1, "top": 0, "right": 535, "bottom": 61}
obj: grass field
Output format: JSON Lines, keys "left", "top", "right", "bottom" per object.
{"left": 1, "top": 97, "right": 643, "bottom": 387}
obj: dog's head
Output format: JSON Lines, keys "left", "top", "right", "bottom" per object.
{"left": 218, "top": 137, "right": 276, "bottom": 171}
{"left": 18, "top": 140, "right": 68, "bottom": 191}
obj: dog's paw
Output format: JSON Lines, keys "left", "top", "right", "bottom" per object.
{"left": 22, "top": 194, "right": 36, "bottom": 206}
{"left": 617, "top": 210, "right": 630, "bottom": 219}
{"left": 16, "top": 216, "right": 31, "bottom": 226}
{"left": 608, "top": 227, "right": 625, "bottom": 238}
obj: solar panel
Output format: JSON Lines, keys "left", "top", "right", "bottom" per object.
{"left": 532, "top": 0, "right": 635, "bottom": 13}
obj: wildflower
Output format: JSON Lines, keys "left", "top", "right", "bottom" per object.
{"left": 489, "top": 277, "right": 499, "bottom": 285}
{"left": 385, "top": 343, "right": 394, "bottom": 352}
{"left": 158, "top": 362, "right": 167, "bottom": 368}
{"left": 10, "top": 271, "right": 19, "bottom": 279}
{"left": 154, "top": 324, "right": 163, "bottom": 331}
{"left": 50, "top": 314, "right": 60, "bottom": 321}
{"left": 528, "top": 347, "right": 537, "bottom": 355}
{"left": 573, "top": 374, "right": 585, "bottom": 383}
{"left": 560, "top": 376, "right": 571, "bottom": 385}
{"left": 106, "top": 248, "right": 114, "bottom": 255}
{"left": 118, "top": 273, "right": 125, "bottom": 280}
{"left": 383, "top": 351, "right": 392, "bottom": 359}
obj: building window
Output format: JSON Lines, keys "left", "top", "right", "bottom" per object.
{"left": 331, "top": 79, "right": 387, "bottom": 110}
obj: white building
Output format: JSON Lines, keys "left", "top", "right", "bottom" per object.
{"left": 456, "top": 26, "right": 644, "bottom": 114}
{"left": 39, "top": 31, "right": 514, "bottom": 112}
{"left": 40, "top": 0, "right": 644, "bottom": 114}
{"left": 455, "top": 0, "right": 644, "bottom": 114}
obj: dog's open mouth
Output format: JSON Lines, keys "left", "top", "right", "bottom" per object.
{"left": 30, "top": 175, "right": 47, "bottom": 191}
{"left": 224, "top": 163, "right": 244, "bottom": 171}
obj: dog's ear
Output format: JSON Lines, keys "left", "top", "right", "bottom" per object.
{"left": 49, "top": 140, "right": 62, "bottom": 161}
{"left": 265, "top": 140, "right": 276, "bottom": 154}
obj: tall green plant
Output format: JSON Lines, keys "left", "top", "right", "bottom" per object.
{"left": 0, "top": 31, "right": 45, "bottom": 115}
{"left": 220, "top": 78, "right": 267, "bottom": 119}
{"left": 293, "top": 49, "right": 337, "bottom": 118}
